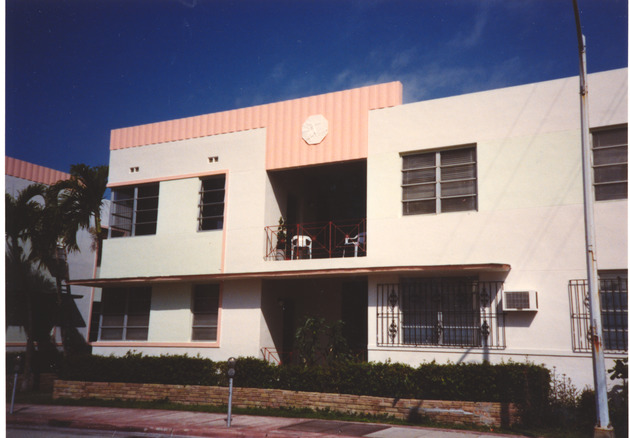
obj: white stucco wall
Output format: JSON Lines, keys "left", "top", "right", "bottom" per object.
{"left": 100, "top": 128, "right": 267, "bottom": 279}
{"left": 364, "top": 69, "right": 627, "bottom": 390}
{"left": 147, "top": 283, "right": 194, "bottom": 342}
{"left": 99, "top": 178, "right": 224, "bottom": 278}
{"left": 366, "top": 69, "right": 626, "bottom": 271}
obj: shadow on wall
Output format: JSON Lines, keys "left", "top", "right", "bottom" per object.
{"left": 405, "top": 400, "right": 517, "bottom": 428}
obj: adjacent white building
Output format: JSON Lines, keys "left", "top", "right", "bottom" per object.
{"left": 78, "top": 69, "right": 627, "bottom": 389}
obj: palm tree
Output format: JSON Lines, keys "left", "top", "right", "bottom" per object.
{"left": 5, "top": 184, "right": 46, "bottom": 261}
{"left": 61, "top": 164, "right": 109, "bottom": 257}
{"left": 7, "top": 164, "right": 109, "bottom": 360}
{"left": 5, "top": 184, "right": 52, "bottom": 389}
{"left": 28, "top": 164, "right": 108, "bottom": 357}
{"left": 26, "top": 183, "right": 84, "bottom": 358}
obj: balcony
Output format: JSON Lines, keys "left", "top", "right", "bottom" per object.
{"left": 265, "top": 219, "right": 366, "bottom": 261}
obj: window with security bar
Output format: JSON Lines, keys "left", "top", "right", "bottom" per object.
{"left": 109, "top": 183, "right": 160, "bottom": 237}
{"left": 198, "top": 175, "right": 225, "bottom": 231}
{"left": 377, "top": 279, "right": 505, "bottom": 349}
{"left": 402, "top": 146, "right": 477, "bottom": 215}
{"left": 592, "top": 126, "right": 627, "bottom": 201}
{"left": 569, "top": 271, "right": 628, "bottom": 352}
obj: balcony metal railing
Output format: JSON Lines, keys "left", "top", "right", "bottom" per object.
{"left": 265, "top": 219, "right": 366, "bottom": 261}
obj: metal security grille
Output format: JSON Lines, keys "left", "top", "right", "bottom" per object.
{"left": 569, "top": 274, "right": 628, "bottom": 352}
{"left": 377, "top": 279, "right": 505, "bottom": 349}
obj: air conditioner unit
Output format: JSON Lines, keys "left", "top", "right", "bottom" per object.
{"left": 502, "top": 291, "right": 538, "bottom": 311}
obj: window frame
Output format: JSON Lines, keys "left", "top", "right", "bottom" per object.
{"left": 98, "top": 287, "right": 151, "bottom": 341}
{"left": 109, "top": 183, "right": 160, "bottom": 238}
{"left": 592, "top": 125, "right": 628, "bottom": 201}
{"left": 191, "top": 284, "right": 220, "bottom": 342}
{"left": 198, "top": 175, "right": 226, "bottom": 231}
{"left": 402, "top": 145, "right": 478, "bottom": 215}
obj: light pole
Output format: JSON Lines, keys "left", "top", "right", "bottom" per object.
{"left": 571, "top": 2, "right": 614, "bottom": 437}
{"left": 10, "top": 355, "right": 22, "bottom": 414}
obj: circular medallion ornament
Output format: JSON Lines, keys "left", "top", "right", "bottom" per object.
{"left": 301, "top": 114, "right": 328, "bottom": 145}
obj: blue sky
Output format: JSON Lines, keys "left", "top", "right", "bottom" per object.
{"left": 5, "top": 0, "right": 628, "bottom": 174}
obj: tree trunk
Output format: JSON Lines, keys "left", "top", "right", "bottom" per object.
{"left": 20, "top": 290, "right": 35, "bottom": 391}
{"left": 55, "top": 275, "right": 71, "bottom": 359}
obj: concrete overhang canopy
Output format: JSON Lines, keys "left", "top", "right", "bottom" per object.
{"left": 69, "top": 263, "right": 511, "bottom": 287}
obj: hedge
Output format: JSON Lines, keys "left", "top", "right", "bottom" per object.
{"left": 58, "top": 352, "right": 550, "bottom": 422}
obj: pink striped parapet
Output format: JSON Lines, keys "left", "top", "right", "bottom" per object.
{"left": 5, "top": 157, "right": 70, "bottom": 185}
{"left": 110, "top": 82, "right": 403, "bottom": 170}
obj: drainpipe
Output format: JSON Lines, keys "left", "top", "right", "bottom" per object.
{"left": 571, "top": 2, "right": 613, "bottom": 436}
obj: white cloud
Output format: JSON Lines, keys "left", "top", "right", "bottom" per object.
{"left": 391, "top": 48, "right": 416, "bottom": 70}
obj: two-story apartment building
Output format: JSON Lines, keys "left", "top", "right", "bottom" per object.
{"left": 78, "top": 68, "right": 627, "bottom": 389}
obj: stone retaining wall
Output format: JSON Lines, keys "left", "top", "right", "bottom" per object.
{"left": 53, "top": 380, "right": 520, "bottom": 427}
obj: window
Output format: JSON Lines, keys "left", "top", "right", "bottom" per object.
{"left": 401, "top": 278, "right": 480, "bottom": 346}
{"left": 99, "top": 287, "right": 151, "bottom": 341}
{"left": 377, "top": 279, "right": 505, "bottom": 349}
{"left": 569, "top": 271, "right": 628, "bottom": 352}
{"left": 592, "top": 126, "right": 627, "bottom": 201}
{"left": 109, "top": 184, "right": 160, "bottom": 237}
{"left": 599, "top": 271, "right": 627, "bottom": 351}
{"left": 402, "top": 146, "right": 477, "bottom": 215}
{"left": 192, "top": 284, "right": 220, "bottom": 341}
{"left": 198, "top": 175, "right": 225, "bottom": 231}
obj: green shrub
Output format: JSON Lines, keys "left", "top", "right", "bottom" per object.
{"left": 608, "top": 359, "right": 628, "bottom": 437}
{"left": 59, "top": 352, "right": 222, "bottom": 386}
{"left": 540, "top": 362, "right": 628, "bottom": 434}
{"left": 230, "top": 356, "right": 276, "bottom": 388}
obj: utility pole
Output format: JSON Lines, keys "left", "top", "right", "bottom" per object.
{"left": 571, "top": 2, "right": 614, "bottom": 437}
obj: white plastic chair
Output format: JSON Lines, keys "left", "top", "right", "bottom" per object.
{"left": 344, "top": 232, "right": 366, "bottom": 257}
{"left": 291, "top": 235, "right": 312, "bottom": 259}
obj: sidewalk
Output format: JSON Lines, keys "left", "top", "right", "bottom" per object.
{"left": 6, "top": 404, "right": 533, "bottom": 438}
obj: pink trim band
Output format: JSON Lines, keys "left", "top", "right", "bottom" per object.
{"left": 90, "top": 342, "right": 219, "bottom": 348}
{"left": 107, "top": 170, "right": 228, "bottom": 188}
{"left": 6, "top": 157, "right": 70, "bottom": 185}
